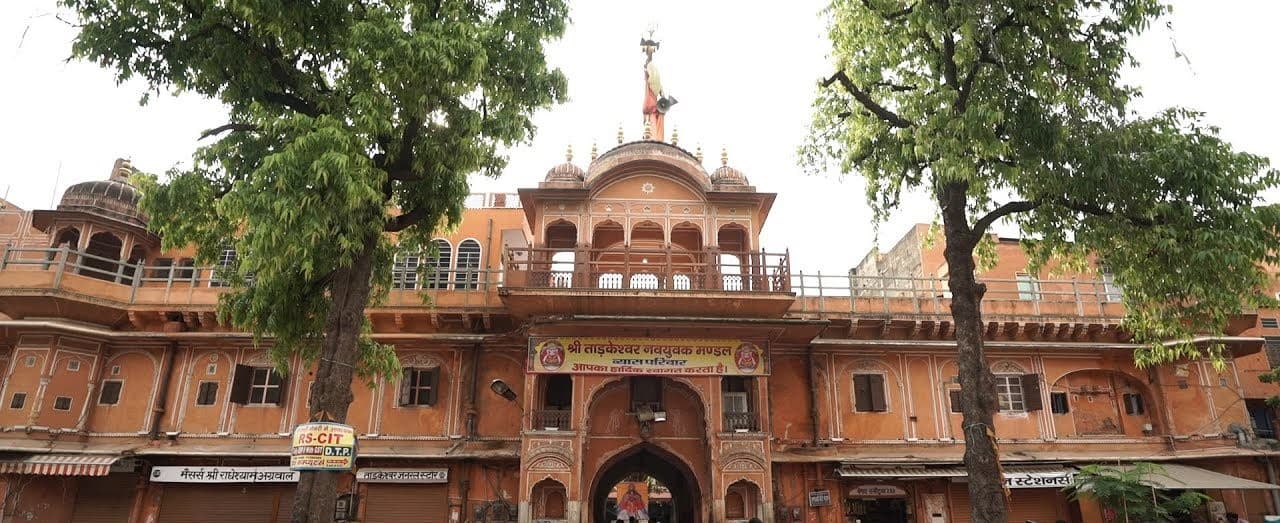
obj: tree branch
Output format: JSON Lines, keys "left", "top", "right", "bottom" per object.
{"left": 941, "top": 33, "right": 960, "bottom": 89}
{"left": 1059, "top": 199, "right": 1160, "bottom": 228}
{"left": 860, "top": 0, "right": 915, "bottom": 21}
{"left": 199, "top": 123, "right": 259, "bottom": 140}
{"left": 972, "top": 200, "right": 1042, "bottom": 237}
{"left": 384, "top": 207, "right": 429, "bottom": 232}
{"left": 822, "top": 71, "right": 914, "bottom": 129}
{"left": 386, "top": 117, "right": 424, "bottom": 181}
{"left": 956, "top": 11, "right": 1018, "bottom": 113}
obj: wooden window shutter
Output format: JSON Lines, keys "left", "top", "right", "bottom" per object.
{"left": 949, "top": 390, "right": 962, "bottom": 413}
{"left": 425, "top": 368, "right": 440, "bottom": 406}
{"left": 229, "top": 364, "right": 252, "bottom": 404}
{"left": 398, "top": 369, "right": 413, "bottom": 406}
{"left": 869, "top": 374, "right": 887, "bottom": 412}
{"left": 853, "top": 375, "right": 871, "bottom": 412}
{"left": 1021, "top": 374, "right": 1043, "bottom": 411}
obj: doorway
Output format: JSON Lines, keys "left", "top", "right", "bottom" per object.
{"left": 590, "top": 444, "right": 700, "bottom": 523}
{"left": 847, "top": 498, "right": 908, "bottom": 523}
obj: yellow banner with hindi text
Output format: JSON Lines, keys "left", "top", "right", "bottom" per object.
{"left": 528, "top": 337, "right": 767, "bottom": 376}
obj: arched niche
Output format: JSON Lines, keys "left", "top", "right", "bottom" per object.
{"left": 82, "top": 231, "right": 123, "bottom": 281}
{"left": 531, "top": 478, "right": 568, "bottom": 519}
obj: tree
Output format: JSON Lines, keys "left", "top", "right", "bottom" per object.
{"left": 1066, "top": 462, "right": 1210, "bottom": 523}
{"left": 60, "top": 1, "right": 568, "bottom": 521}
{"left": 802, "top": 2, "right": 1280, "bottom": 522}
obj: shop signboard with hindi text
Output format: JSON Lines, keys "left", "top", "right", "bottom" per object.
{"left": 290, "top": 422, "right": 356, "bottom": 471}
{"left": 151, "top": 466, "right": 298, "bottom": 483}
{"left": 528, "top": 337, "right": 768, "bottom": 376}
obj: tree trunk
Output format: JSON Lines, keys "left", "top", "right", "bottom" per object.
{"left": 291, "top": 231, "right": 381, "bottom": 523}
{"left": 939, "top": 182, "right": 1008, "bottom": 523}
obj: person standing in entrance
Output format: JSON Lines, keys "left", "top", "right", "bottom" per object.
{"left": 1228, "top": 512, "right": 1251, "bottom": 523}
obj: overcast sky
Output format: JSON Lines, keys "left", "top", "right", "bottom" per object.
{"left": 2, "top": 1, "right": 1277, "bottom": 274}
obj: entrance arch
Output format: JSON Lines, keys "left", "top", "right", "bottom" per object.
{"left": 589, "top": 443, "right": 701, "bottom": 523}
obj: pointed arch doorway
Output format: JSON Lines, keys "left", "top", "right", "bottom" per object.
{"left": 590, "top": 443, "right": 701, "bottom": 523}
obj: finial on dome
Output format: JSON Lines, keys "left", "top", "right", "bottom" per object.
{"left": 721, "top": 146, "right": 729, "bottom": 167}
{"left": 617, "top": 124, "right": 624, "bottom": 145}
{"left": 643, "top": 120, "right": 652, "bottom": 140}
{"left": 565, "top": 144, "right": 574, "bottom": 162}
{"left": 696, "top": 144, "right": 704, "bottom": 163}
{"left": 671, "top": 127, "right": 679, "bottom": 146}
{"left": 590, "top": 141, "right": 599, "bottom": 161}
{"left": 110, "top": 158, "right": 134, "bottom": 183}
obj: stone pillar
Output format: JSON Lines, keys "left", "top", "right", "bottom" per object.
{"left": 566, "top": 500, "right": 581, "bottom": 523}
{"left": 518, "top": 500, "right": 531, "bottom": 523}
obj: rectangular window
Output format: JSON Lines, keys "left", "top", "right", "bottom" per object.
{"left": 53, "top": 396, "right": 72, "bottom": 411}
{"left": 9, "top": 393, "right": 27, "bottom": 409}
{"left": 630, "top": 376, "right": 663, "bottom": 411}
{"left": 1123, "top": 393, "right": 1145, "bottom": 415}
{"left": 1100, "top": 265, "right": 1123, "bottom": 302}
{"left": 1263, "top": 318, "right": 1280, "bottom": 329}
{"left": 176, "top": 259, "right": 196, "bottom": 280}
{"left": 209, "top": 246, "right": 238, "bottom": 287}
{"left": 1266, "top": 337, "right": 1280, "bottom": 369}
{"left": 391, "top": 252, "right": 421, "bottom": 290}
{"left": 1050, "top": 392, "right": 1070, "bottom": 414}
{"left": 196, "top": 381, "right": 219, "bottom": 406}
{"left": 949, "top": 389, "right": 962, "bottom": 413}
{"left": 98, "top": 380, "right": 123, "bottom": 405}
{"left": 721, "top": 377, "right": 751, "bottom": 413}
{"left": 228, "top": 365, "right": 284, "bottom": 405}
{"left": 996, "top": 375, "right": 1026, "bottom": 412}
{"left": 852, "top": 374, "right": 888, "bottom": 412}
{"left": 150, "top": 258, "right": 174, "bottom": 279}
{"left": 398, "top": 368, "right": 440, "bottom": 406}
{"left": 1016, "top": 273, "right": 1041, "bottom": 300}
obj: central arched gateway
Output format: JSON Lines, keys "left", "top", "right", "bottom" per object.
{"left": 589, "top": 443, "right": 702, "bottom": 523}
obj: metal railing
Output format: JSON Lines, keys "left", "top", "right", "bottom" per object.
{"left": 531, "top": 409, "right": 571, "bottom": 431}
{"left": 0, "top": 245, "right": 1123, "bottom": 320}
{"left": 790, "top": 271, "right": 1125, "bottom": 320}
{"left": 0, "top": 246, "right": 501, "bottom": 308}
{"left": 723, "top": 411, "right": 760, "bottom": 432}
{"left": 502, "top": 246, "right": 791, "bottom": 293}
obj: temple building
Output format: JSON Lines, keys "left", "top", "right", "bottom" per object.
{"left": 2, "top": 41, "right": 1280, "bottom": 523}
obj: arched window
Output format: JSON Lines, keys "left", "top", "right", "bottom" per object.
{"left": 392, "top": 248, "right": 421, "bottom": 290}
{"left": 82, "top": 231, "right": 123, "bottom": 282}
{"left": 46, "top": 228, "right": 80, "bottom": 269}
{"left": 425, "top": 239, "right": 452, "bottom": 290}
{"left": 454, "top": 239, "right": 481, "bottom": 290}
{"left": 629, "top": 273, "right": 658, "bottom": 290}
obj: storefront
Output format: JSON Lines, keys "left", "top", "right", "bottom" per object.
{"left": 837, "top": 464, "right": 1077, "bottom": 523}
{"left": 150, "top": 465, "right": 298, "bottom": 523}
{"left": 356, "top": 467, "right": 450, "bottom": 523}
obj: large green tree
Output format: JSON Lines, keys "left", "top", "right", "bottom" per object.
{"left": 803, "top": 2, "right": 1280, "bottom": 522}
{"left": 61, "top": 1, "right": 568, "bottom": 521}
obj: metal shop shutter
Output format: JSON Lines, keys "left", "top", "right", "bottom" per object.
{"left": 363, "top": 484, "right": 448, "bottom": 523}
{"left": 948, "top": 483, "right": 972, "bottom": 523}
{"left": 157, "top": 484, "right": 292, "bottom": 523}
{"left": 71, "top": 474, "right": 137, "bottom": 523}
{"left": 1007, "top": 488, "right": 1070, "bottom": 523}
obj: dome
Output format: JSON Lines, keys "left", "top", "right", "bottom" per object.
{"left": 710, "top": 148, "right": 748, "bottom": 187}
{"left": 57, "top": 159, "right": 146, "bottom": 227}
{"left": 543, "top": 145, "right": 585, "bottom": 183}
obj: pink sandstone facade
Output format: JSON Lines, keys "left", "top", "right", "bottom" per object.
{"left": 0, "top": 150, "right": 1278, "bottom": 523}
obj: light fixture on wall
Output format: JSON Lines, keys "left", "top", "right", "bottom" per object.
{"left": 633, "top": 404, "right": 667, "bottom": 423}
{"left": 489, "top": 379, "right": 517, "bottom": 402}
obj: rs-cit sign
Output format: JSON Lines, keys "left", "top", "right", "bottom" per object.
{"left": 290, "top": 422, "right": 356, "bottom": 471}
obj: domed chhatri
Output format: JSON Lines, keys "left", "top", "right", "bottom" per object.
{"left": 709, "top": 147, "right": 748, "bottom": 187}
{"left": 543, "top": 145, "right": 586, "bottom": 183}
{"left": 57, "top": 158, "right": 147, "bottom": 227}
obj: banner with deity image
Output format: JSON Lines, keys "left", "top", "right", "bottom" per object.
{"left": 528, "top": 337, "right": 768, "bottom": 376}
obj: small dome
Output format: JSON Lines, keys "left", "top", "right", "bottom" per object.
{"left": 710, "top": 148, "right": 748, "bottom": 186}
{"left": 57, "top": 159, "right": 146, "bottom": 227}
{"left": 543, "top": 145, "right": 585, "bottom": 183}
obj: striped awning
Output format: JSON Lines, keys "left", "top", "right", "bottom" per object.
{"left": 0, "top": 454, "right": 122, "bottom": 476}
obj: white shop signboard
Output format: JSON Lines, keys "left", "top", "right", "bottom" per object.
{"left": 355, "top": 468, "right": 449, "bottom": 483}
{"left": 952, "top": 470, "right": 1075, "bottom": 489}
{"left": 151, "top": 466, "right": 299, "bottom": 483}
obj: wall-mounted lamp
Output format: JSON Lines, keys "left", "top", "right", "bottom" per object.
{"left": 489, "top": 379, "right": 517, "bottom": 402}
{"left": 633, "top": 404, "right": 667, "bottom": 423}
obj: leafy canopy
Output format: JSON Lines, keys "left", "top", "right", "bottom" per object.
{"left": 802, "top": 0, "right": 1280, "bottom": 363}
{"left": 1066, "top": 463, "right": 1210, "bottom": 523}
{"left": 64, "top": 0, "right": 568, "bottom": 377}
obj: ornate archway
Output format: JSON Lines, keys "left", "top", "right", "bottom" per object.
{"left": 589, "top": 443, "right": 701, "bottom": 523}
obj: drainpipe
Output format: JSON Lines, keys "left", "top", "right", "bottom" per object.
{"left": 807, "top": 344, "right": 820, "bottom": 446}
{"left": 1265, "top": 457, "right": 1280, "bottom": 514}
{"left": 148, "top": 342, "right": 178, "bottom": 439}
{"left": 465, "top": 343, "right": 481, "bottom": 440}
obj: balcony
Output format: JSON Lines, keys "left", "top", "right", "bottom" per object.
{"left": 498, "top": 246, "right": 796, "bottom": 317}
{"left": 723, "top": 411, "right": 760, "bottom": 432}
{"left": 531, "top": 409, "right": 571, "bottom": 431}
